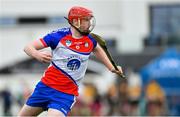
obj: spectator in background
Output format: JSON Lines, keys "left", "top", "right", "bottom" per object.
{"left": 70, "top": 98, "right": 91, "bottom": 116}
{"left": 117, "top": 79, "right": 129, "bottom": 116}
{"left": 126, "top": 68, "right": 142, "bottom": 116}
{"left": 0, "top": 88, "right": 13, "bottom": 116}
{"left": 127, "top": 85, "right": 142, "bottom": 116}
{"left": 87, "top": 84, "right": 102, "bottom": 116}
{"left": 145, "top": 80, "right": 168, "bottom": 116}
{"left": 70, "top": 83, "right": 102, "bottom": 116}
{"left": 106, "top": 83, "right": 119, "bottom": 116}
{"left": 16, "top": 80, "right": 32, "bottom": 106}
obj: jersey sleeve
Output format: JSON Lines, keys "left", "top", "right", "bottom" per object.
{"left": 40, "top": 30, "right": 64, "bottom": 50}
{"left": 88, "top": 34, "right": 97, "bottom": 49}
{"left": 93, "top": 39, "right": 97, "bottom": 48}
{"left": 40, "top": 34, "right": 52, "bottom": 47}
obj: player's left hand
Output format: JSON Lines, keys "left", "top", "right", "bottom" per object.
{"left": 111, "top": 66, "right": 123, "bottom": 76}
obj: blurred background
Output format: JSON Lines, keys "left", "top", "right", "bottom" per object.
{"left": 0, "top": 0, "right": 180, "bottom": 116}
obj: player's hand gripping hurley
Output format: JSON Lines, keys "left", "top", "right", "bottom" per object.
{"left": 90, "top": 33, "right": 126, "bottom": 79}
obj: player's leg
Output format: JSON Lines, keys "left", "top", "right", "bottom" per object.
{"left": 18, "top": 104, "right": 43, "bottom": 116}
{"left": 47, "top": 108, "right": 65, "bottom": 117}
{"left": 46, "top": 88, "right": 76, "bottom": 117}
{"left": 18, "top": 81, "right": 49, "bottom": 116}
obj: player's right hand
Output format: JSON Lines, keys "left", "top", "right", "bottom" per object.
{"left": 34, "top": 51, "right": 52, "bottom": 63}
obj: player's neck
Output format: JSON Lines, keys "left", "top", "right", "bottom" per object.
{"left": 70, "top": 27, "right": 83, "bottom": 39}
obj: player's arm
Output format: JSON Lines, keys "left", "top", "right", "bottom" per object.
{"left": 93, "top": 43, "right": 123, "bottom": 75}
{"left": 24, "top": 39, "right": 52, "bottom": 63}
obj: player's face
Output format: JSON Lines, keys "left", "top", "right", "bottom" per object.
{"left": 80, "top": 17, "right": 91, "bottom": 31}
{"left": 80, "top": 16, "right": 95, "bottom": 33}
{"left": 72, "top": 16, "right": 95, "bottom": 35}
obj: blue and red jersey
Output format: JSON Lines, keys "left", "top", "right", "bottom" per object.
{"left": 39, "top": 27, "right": 97, "bottom": 96}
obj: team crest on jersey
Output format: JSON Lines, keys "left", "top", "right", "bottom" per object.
{"left": 66, "top": 40, "right": 72, "bottom": 47}
{"left": 84, "top": 42, "right": 89, "bottom": 47}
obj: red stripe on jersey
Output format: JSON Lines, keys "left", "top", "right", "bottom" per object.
{"left": 41, "top": 65, "right": 79, "bottom": 96}
{"left": 61, "top": 35, "right": 94, "bottom": 53}
{"left": 40, "top": 38, "right": 48, "bottom": 47}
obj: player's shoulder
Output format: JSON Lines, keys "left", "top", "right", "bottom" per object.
{"left": 55, "top": 27, "right": 70, "bottom": 34}
{"left": 88, "top": 33, "right": 97, "bottom": 42}
{"left": 52, "top": 27, "right": 70, "bottom": 35}
{"left": 87, "top": 33, "right": 98, "bottom": 48}
{"left": 48, "top": 27, "right": 70, "bottom": 38}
